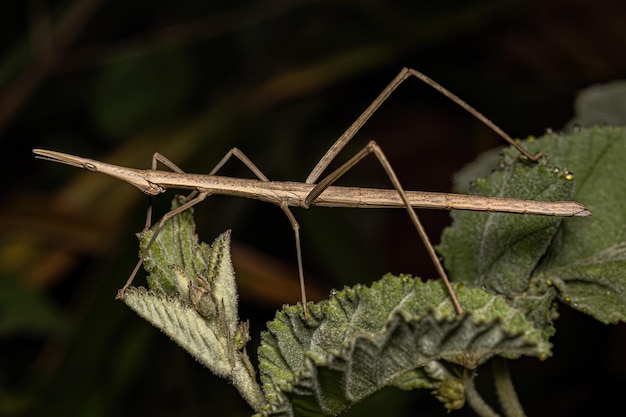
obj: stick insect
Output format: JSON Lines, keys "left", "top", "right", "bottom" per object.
{"left": 33, "top": 67, "right": 590, "bottom": 319}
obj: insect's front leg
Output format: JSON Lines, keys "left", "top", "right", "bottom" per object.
{"left": 144, "top": 152, "right": 196, "bottom": 230}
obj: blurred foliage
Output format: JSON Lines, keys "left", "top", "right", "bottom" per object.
{"left": 2, "top": 0, "right": 626, "bottom": 416}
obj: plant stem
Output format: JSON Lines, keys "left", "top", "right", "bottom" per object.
{"left": 492, "top": 357, "right": 527, "bottom": 417}
{"left": 463, "top": 368, "right": 501, "bottom": 417}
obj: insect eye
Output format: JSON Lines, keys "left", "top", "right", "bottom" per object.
{"left": 83, "top": 162, "right": 97, "bottom": 171}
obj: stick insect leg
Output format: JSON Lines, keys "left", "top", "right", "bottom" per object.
{"left": 120, "top": 152, "right": 204, "bottom": 299}
{"left": 120, "top": 150, "right": 310, "bottom": 318}
{"left": 117, "top": 192, "right": 209, "bottom": 299}
{"left": 144, "top": 153, "right": 199, "bottom": 229}
{"left": 202, "top": 147, "right": 309, "bottom": 319}
{"left": 304, "top": 141, "right": 463, "bottom": 315}
{"left": 306, "top": 67, "right": 541, "bottom": 186}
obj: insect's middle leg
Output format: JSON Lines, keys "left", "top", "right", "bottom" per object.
{"left": 304, "top": 140, "right": 463, "bottom": 315}
{"left": 207, "top": 148, "right": 309, "bottom": 319}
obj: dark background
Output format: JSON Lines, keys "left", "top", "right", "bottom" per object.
{"left": 2, "top": 0, "right": 626, "bottom": 416}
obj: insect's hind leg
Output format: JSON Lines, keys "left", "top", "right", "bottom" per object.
{"left": 306, "top": 67, "right": 541, "bottom": 186}
{"left": 304, "top": 140, "right": 463, "bottom": 315}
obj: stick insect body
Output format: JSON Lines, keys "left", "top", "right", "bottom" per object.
{"left": 33, "top": 68, "right": 591, "bottom": 319}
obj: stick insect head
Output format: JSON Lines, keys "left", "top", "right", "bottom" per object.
{"left": 33, "top": 149, "right": 165, "bottom": 196}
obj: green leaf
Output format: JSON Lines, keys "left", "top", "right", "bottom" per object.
{"left": 139, "top": 197, "right": 239, "bottom": 329}
{"left": 121, "top": 197, "right": 265, "bottom": 411}
{"left": 519, "top": 127, "right": 626, "bottom": 323}
{"left": 257, "top": 276, "right": 550, "bottom": 417}
{"left": 438, "top": 126, "right": 626, "bottom": 324}
{"left": 438, "top": 160, "right": 572, "bottom": 295}
{"left": 123, "top": 287, "right": 234, "bottom": 376}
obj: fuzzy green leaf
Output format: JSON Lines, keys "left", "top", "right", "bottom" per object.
{"left": 439, "top": 126, "right": 626, "bottom": 324}
{"left": 121, "top": 197, "right": 265, "bottom": 411}
{"left": 123, "top": 287, "right": 234, "bottom": 376}
{"left": 257, "top": 276, "right": 550, "bottom": 417}
{"left": 139, "top": 197, "right": 239, "bottom": 331}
